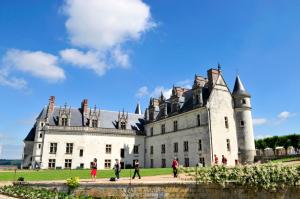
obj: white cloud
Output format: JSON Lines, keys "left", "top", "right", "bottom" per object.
{"left": 62, "top": 0, "right": 155, "bottom": 50}
{"left": 136, "top": 79, "right": 192, "bottom": 99}
{"left": 1, "top": 49, "right": 65, "bottom": 86}
{"left": 255, "top": 134, "right": 272, "bottom": 140}
{"left": 277, "top": 111, "right": 295, "bottom": 121}
{"left": 136, "top": 86, "right": 149, "bottom": 98}
{"left": 0, "top": 72, "right": 28, "bottom": 90}
{"left": 60, "top": 49, "right": 108, "bottom": 76}
{"left": 253, "top": 118, "right": 268, "bottom": 126}
{"left": 150, "top": 86, "right": 172, "bottom": 98}
{"left": 61, "top": 0, "right": 155, "bottom": 74}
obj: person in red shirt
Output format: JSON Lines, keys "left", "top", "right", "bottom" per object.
{"left": 90, "top": 158, "right": 97, "bottom": 181}
{"left": 221, "top": 155, "right": 227, "bottom": 166}
{"left": 172, "top": 157, "right": 179, "bottom": 178}
{"left": 214, "top": 154, "right": 219, "bottom": 165}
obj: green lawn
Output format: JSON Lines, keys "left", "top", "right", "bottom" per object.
{"left": 0, "top": 168, "right": 172, "bottom": 181}
{"left": 271, "top": 157, "right": 300, "bottom": 163}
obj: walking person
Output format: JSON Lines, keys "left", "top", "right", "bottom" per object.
{"left": 221, "top": 155, "right": 227, "bottom": 166}
{"left": 214, "top": 154, "right": 219, "bottom": 165}
{"left": 90, "top": 158, "right": 97, "bottom": 182}
{"left": 132, "top": 160, "right": 141, "bottom": 179}
{"left": 172, "top": 157, "right": 179, "bottom": 178}
{"left": 114, "top": 159, "right": 121, "bottom": 180}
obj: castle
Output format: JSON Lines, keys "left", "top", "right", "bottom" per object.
{"left": 22, "top": 67, "right": 255, "bottom": 169}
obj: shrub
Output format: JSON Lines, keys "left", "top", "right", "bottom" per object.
{"left": 17, "top": 176, "right": 24, "bottom": 182}
{"left": 66, "top": 177, "right": 80, "bottom": 189}
{"left": 185, "top": 164, "right": 300, "bottom": 190}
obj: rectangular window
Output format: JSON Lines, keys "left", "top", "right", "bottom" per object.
{"left": 48, "top": 159, "right": 56, "bottom": 169}
{"left": 38, "top": 144, "right": 41, "bottom": 149}
{"left": 198, "top": 139, "right": 202, "bottom": 151}
{"left": 150, "top": 146, "right": 154, "bottom": 155}
{"left": 197, "top": 114, "right": 201, "bottom": 126}
{"left": 133, "top": 145, "right": 139, "bottom": 154}
{"left": 79, "top": 149, "right": 84, "bottom": 157}
{"left": 39, "top": 133, "right": 43, "bottom": 138}
{"left": 150, "top": 127, "right": 153, "bottom": 136}
{"left": 80, "top": 163, "right": 84, "bottom": 169}
{"left": 150, "top": 159, "right": 154, "bottom": 168}
{"left": 240, "top": 120, "right": 245, "bottom": 127}
{"left": 225, "top": 117, "right": 229, "bottom": 128}
{"left": 161, "top": 159, "right": 166, "bottom": 168}
{"left": 173, "top": 121, "right": 178, "bottom": 132}
{"left": 161, "top": 124, "right": 165, "bottom": 134}
{"left": 65, "top": 159, "right": 72, "bottom": 169}
{"left": 120, "top": 148, "right": 125, "bottom": 158}
{"left": 184, "top": 158, "right": 189, "bottom": 167}
{"left": 62, "top": 118, "right": 68, "bottom": 126}
{"left": 227, "top": 139, "right": 231, "bottom": 151}
{"left": 66, "top": 143, "right": 73, "bottom": 154}
{"left": 184, "top": 141, "right": 189, "bottom": 152}
{"left": 199, "top": 157, "right": 205, "bottom": 167}
{"left": 161, "top": 144, "right": 166, "bottom": 154}
{"left": 174, "top": 142, "right": 178, "bottom": 153}
{"left": 106, "top": 144, "right": 112, "bottom": 154}
{"left": 92, "top": 119, "right": 98, "bottom": 128}
{"left": 104, "top": 159, "right": 111, "bottom": 168}
{"left": 50, "top": 143, "right": 57, "bottom": 154}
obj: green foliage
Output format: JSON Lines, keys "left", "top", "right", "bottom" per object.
{"left": 189, "top": 164, "right": 300, "bottom": 190}
{"left": 0, "top": 185, "right": 93, "bottom": 199}
{"left": 255, "top": 134, "right": 300, "bottom": 150}
{"left": 66, "top": 177, "right": 80, "bottom": 189}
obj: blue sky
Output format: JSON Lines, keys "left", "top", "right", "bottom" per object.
{"left": 0, "top": 0, "right": 299, "bottom": 159}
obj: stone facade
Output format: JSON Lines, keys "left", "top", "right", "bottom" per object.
{"left": 22, "top": 67, "right": 255, "bottom": 169}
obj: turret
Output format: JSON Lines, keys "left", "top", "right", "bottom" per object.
{"left": 232, "top": 76, "right": 255, "bottom": 164}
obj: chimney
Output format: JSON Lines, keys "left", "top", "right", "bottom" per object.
{"left": 207, "top": 68, "right": 221, "bottom": 88}
{"left": 81, "top": 99, "right": 88, "bottom": 114}
{"left": 49, "top": 96, "right": 55, "bottom": 113}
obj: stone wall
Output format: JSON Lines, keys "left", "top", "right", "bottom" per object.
{"left": 17, "top": 182, "right": 300, "bottom": 199}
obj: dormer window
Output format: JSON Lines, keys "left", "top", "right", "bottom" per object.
{"left": 92, "top": 119, "right": 98, "bottom": 128}
{"left": 121, "top": 121, "right": 126, "bottom": 130}
{"left": 195, "top": 94, "right": 199, "bottom": 104}
{"left": 62, "top": 117, "right": 68, "bottom": 126}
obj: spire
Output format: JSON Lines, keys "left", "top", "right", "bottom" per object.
{"left": 232, "top": 76, "right": 250, "bottom": 97}
{"left": 135, "top": 102, "right": 142, "bottom": 115}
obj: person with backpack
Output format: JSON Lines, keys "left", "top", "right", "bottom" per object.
{"left": 132, "top": 160, "right": 141, "bottom": 179}
{"left": 90, "top": 158, "right": 97, "bottom": 181}
{"left": 114, "top": 159, "right": 121, "bottom": 180}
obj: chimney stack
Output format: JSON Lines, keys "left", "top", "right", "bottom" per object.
{"left": 49, "top": 96, "right": 55, "bottom": 113}
{"left": 81, "top": 99, "right": 88, "bottom": 114}
{"left": 207, "top": 68, "right": 221, "bottom": 89}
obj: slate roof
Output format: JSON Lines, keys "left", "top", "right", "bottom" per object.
{"left": 154, "top": 86, "right": 211, "bottom": 121}
{"left": 24, "top": 125, "right": 36, "bottom": 141}
{"left": 36, "top": 107, "right": 144, "bottom": 131}
{"left": 232, "top": 76, "right": 250, "bottom": 97}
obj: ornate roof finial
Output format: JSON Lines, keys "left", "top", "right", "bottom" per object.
{"left": 217, "top": 63, "right": 221, "bottom": 71}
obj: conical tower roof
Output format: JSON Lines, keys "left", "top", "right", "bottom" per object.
{"left": 135, "top": 102, "right": 142, "bottom": 115}
{"left": 232, "top": 76, "right": 250, "bottom": 97}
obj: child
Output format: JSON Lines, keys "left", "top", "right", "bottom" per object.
{"left": 90, "top": 158, "right": 97, "bottom": 181}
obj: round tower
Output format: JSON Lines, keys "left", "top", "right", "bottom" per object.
{"left": 232, "top": 76, "right": 255, "bottom": 164}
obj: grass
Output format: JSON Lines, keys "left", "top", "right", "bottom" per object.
{"left": 0, "top": 168, "right": 172, "bottom": 181}
{"left": 271, "top": 156, "right": 300, "bottom": 163}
